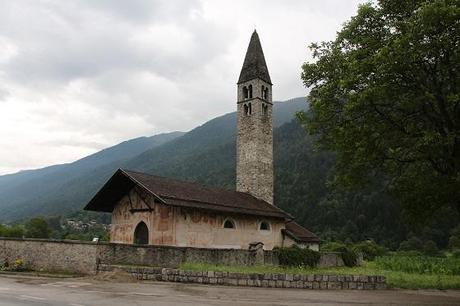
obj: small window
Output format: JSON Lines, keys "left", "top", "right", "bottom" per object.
{"left": 262, "top": 103, "right": 268, "bottom": 116}
{"left": 264, "top": 88, "right": 269, "bottom": 100}
{"left": 248, "top": 85, "right": 253, "bottom": 99}
{"left": 261, "top": 85, "right": 265, "bottom": 97}
{"left": 244, "top": 104, "right": 249, "bottom": 115}
{"left": 259, "top": 221, "right": 270, "bottom": 231}
{"left": 223, "top": 219, "right": 236, "bottom": 229}
{"left": 248, "top": 103, "right": 252, "bottom": 115}
{"left": 243, "top": 86, "right": 248, "bottom": 99}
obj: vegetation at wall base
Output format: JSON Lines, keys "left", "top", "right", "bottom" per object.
{"left": 275, "top": 246, "right": 321, "bottom": 267}
{"left": 321, "top": 242, "right": 359, "bottom": 267}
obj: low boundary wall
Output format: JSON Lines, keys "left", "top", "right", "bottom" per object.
{"left": 99, "top": 265, "right": 387, "bottom": 290}
{"left": 0, "top": 238, "right": 344, "bottom": 275}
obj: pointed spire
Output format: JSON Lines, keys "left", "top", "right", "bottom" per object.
{"left": 238, "top": 30, "right": 272, "bottom": 85}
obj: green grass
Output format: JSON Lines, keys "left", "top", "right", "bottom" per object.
{"left": 180, "top": 261, "right": 460, "bottom": 290}
{"left": 375, "top": 255, "right": 460, "bottom": 275}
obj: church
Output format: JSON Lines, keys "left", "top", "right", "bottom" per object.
{"left": 84, "top": 31, "right": 320, "bottom": 251}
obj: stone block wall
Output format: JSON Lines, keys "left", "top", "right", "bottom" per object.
{"left": 99, "top": 265, "right": 387, "bottom": 290}
{"left": 0, "top": 238, "right": 97, "bottom": 274}
{"left": 96, "top": 243, "right": 262, "bottom": 267}
{"left": 0, "top": 238, "right": 344, "bottom": 275}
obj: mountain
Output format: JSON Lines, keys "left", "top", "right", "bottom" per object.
{"left": 0, "top": 132, "right": 184, "bottom": 221}
{"left": 0, "top": 97, "right": 307, "bottom": 222}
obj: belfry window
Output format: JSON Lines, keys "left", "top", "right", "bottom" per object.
{"left": 262, "top": 103, "right": 268, "bottom": 116}
{"left": 248, "top": 85, "right": 253, "bottom": 98}
{"left": 243, "top": 86, "right": 249, "bottom": 99}
{"left": 263, "top": 87, "right": 269, "bottom": 100}
{"left": 223, "top": 219, "right": 236, "bottom": 229}
{"left": 261, "top": 85, "right": 265, "bottom": 98}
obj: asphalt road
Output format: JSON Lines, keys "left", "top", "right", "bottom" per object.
{"left": 0, "top": 274, "right": 459, "bottom": 306}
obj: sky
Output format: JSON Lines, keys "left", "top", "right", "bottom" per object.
{"left": 0, "top": 0, "right": 365, "bottom": 175}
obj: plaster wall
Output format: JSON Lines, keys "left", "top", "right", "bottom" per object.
{"left": 111, "top": 187, "right": 175, "bottom": 246}
{"left": 111, "top": 188, "right": 285, "bottom": 250}
{"left": 174, "top": 208, "right": 285, "bottom": 250}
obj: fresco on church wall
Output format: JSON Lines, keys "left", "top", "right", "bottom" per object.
{"left": 111, "top": 189, "right": 286, "bottom": 250}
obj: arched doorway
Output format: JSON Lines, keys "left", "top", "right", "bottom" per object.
{"left": 134, "top": 221, "right": 149, "bottom": 245}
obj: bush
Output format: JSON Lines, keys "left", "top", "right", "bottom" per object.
{"left": 24, "top": 217, "right": 51, "bottom": 238}
{"left": 451, "top": 249, "right": 460, "bottom": 258}
{"left": 399, "top": 237, "right": 423, "bottom": 251}
{"left": 0, "top": 224, "right": 25, "bottom": 238}
{"left": 352, "top": 240, "right": 387, "bottom": 261}
{"left": 321, "top": 241, "right": 347, "bottom": 252}
{"left": 448, "top": 236, "right": 460, "bottom": 250}
{"left": 13, "top": 259, "right": 25, "bottom": 271}
{"left": 390, "top": 250, "right": 424, "bottom": 257}
{"left": 321, "top": 241, "right": 358, "bottom": 267}
{"left": 423, "top": 240, "right": 440, "bottom": 257}
{"left": 276, "top": 246, "right": 320, "bottom": 267}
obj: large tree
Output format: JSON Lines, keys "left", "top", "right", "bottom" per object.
{"left": 299, "top": 0, "right": 460, "bottom": 221}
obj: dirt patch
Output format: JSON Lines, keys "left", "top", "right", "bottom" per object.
{"left": 93, "top": 270, "right": 137, "bottom": 283}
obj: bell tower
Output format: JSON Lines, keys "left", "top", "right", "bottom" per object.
{"left": 236, "top": 30, "right": 273, "bottom": 205}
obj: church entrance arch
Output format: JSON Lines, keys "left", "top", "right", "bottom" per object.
{"left": 134, "top": 221, "right": 149, "bottom": 245}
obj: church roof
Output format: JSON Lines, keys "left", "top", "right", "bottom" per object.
{"left": 238, "top": 30, "right": 272, "bottom": 85}
{"left": 84, "top": 169, "right": 291, "bottom": 220}
{"left": 283, "top": 221, "right": 321, "bottom": 243}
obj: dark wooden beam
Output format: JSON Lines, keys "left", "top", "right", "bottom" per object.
{"left": 129, "top": 208, "right": 153, "bottom": 213}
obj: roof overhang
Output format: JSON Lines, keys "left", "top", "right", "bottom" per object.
{"left": 84, "top": 169, "right": 164, "bottom": 213}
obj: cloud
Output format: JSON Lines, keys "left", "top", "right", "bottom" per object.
{"left": 0, "top": 0, "right": 365, "bottom": 174}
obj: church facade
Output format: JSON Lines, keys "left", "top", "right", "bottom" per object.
{"left": 85, "top": 31, "right": 320, "bottom": 251}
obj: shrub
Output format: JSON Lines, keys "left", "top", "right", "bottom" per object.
{"left": 448, "top": 236, "right": 460, "bottom": 250}
{"left": 451, "top": 249, "right": 460, "bottom": 258}
{"left": 321, "top": 241, "right": 358, "bottom": 267}
{"left": 321, "top": 241, "right": 347, "bottom": 252}
{"left": 352, "top": 240, "right": 387, "bottom": 261}
{"left": 423, "top": 240, "right": 440, "bottom": 257}
{"left": 399, "top": 237, "right": 423, "bottom": 251}
{"left": 13, "top": 259, "right": 24, "bottom": 271}
{"left": 276, "top": 246, "right": 320, "bottom": 267}
{"left": 390, "top": 250, "right": 423, "bottom": 257}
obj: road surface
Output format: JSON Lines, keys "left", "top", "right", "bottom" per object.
{"left": 0, "top": 274, "right": 459, "bottom": 305}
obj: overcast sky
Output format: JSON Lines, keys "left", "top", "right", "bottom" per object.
{"left": 0, "top": 0, "right": 365, "bottom": 175}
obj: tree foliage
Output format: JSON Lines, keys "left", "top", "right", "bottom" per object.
{"left": 24, "top": 217, "right": 51, "bottom": 238}
{"left": 299, "top": 0, "right": 460, "bottom": 221}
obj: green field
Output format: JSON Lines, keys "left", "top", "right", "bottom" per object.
{"left": 180, "top": 255, "right": 460, "bottom": 290}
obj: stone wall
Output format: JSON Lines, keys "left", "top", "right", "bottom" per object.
{"left": 0, "top": 238, "right": 97, "bottom": 274}
{"left": 236, "top": 77, "right": 274, "bottom": 205}
{"left": 0, "top": 238, "right": 343, "bottom": 275}
{"left": 96, "top": 242, "right": 265, "bottom": 268}
{"left": 99, "top": 265, "right": 387, "bottom": 290}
